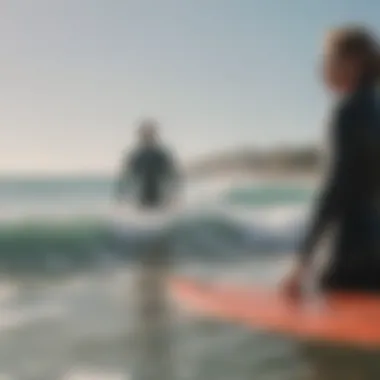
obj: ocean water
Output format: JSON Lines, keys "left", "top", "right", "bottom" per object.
{"left": 0, "top": 175, "right": 379, "bottom": 380}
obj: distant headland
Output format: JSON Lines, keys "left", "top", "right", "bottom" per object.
{"left": 187, "top": 145, "right": 323, "bottom": 178}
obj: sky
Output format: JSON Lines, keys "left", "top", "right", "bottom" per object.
{"left": 1, "top": 0, "right": 380, "bottom": 174}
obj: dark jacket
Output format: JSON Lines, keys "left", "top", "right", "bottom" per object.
{"left": 117, "top": 144, "right": 178, "bottom": 207}
{"left": 299, "top": 83, "right": 380, "bottom": 278}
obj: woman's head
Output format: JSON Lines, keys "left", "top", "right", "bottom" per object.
{"left": 322, "top": 25, "right": 380, "bottom": 94}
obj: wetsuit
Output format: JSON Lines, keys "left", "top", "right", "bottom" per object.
{"left": 299, "top": 82, "right": 380, "bottom": 291}
{"left": 118, "top": 145, "right": 177, "bottom": 208}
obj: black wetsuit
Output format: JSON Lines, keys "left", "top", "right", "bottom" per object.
{"left": 299, "top": 82, "right": 380, "bottom": 291}
{"left": 121, "top": 145, "right": 177, "bottom": 208}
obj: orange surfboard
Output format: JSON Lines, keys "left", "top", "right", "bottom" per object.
{"left": 170, "top": 277, "right": 380, "bottom": 349}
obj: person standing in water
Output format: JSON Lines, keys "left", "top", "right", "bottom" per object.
{"left": 116, "top": 119, "right": 180, "bottom": 209}
{"left": 283, "top": 26, "right": 380, "bottom": 296}
{"left": 116, "top": 119, "right": 180, "bottom": 380}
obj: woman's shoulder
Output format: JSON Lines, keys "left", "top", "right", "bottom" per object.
{"left": 332, "top": 89, "right": 370, "bottom": 122}
{"left": 325, "top": 97, "right": 360, "bottom": 142}
{"left": 341, "top": 85, "right": 376, "bottom": 113}
{"left": 330, "top": 97, "right": 355, "bottom": 126}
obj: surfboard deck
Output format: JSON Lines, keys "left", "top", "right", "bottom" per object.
{"left": 170, "top": 277, "right": 380, "bottom": 349}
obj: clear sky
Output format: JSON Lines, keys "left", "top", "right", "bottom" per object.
{"left": 1, "top": 0, "right": 379, "bottom": 174}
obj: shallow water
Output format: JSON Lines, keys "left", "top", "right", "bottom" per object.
{"left": 0, "top": 176, "right": 378, "bottom": 379}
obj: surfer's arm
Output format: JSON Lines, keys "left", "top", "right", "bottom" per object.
{"left": 298, "top": 104, "right": 356, "bottom": 264}
{"left": 115, "top": 152, "right": 138, "bottom": 201}
{"left": 162, "top": 149, "right": 182, "bottom": 197}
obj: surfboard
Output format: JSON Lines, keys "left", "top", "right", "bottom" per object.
{"left": 170, "top": 277, "right": 380, "bottom": 349}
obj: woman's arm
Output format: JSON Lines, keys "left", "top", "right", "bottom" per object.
{"left": 298, "top": 103, "right": 356, "bottom": 265}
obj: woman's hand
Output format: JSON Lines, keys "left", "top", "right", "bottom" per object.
{"left": 281, "top": 261, "right": 307, "bottom": 299}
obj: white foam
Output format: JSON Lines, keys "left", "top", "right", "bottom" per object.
{"left": 63, "top": 368, "right": 127, "bottom": 380}
{"left": 220, "top": 202, "right": 307, "bottom": 233}
{"left": 0, "top": 304, "right": 65, "bottom": 332}
{"left": 0, "top": 282, "right": 17, "bottom": 305}
{"left": 0, "top": 374, "right": 12, "bottom": 380}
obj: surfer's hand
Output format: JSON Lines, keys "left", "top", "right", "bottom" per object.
{"left": 282, "top": 263, "right": 305, "bottom": 299}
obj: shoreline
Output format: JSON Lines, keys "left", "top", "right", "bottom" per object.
{"left": 188, "top": 169, "right": 320, "bottom": 185}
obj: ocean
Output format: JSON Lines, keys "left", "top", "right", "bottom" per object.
{"left": 0, "top": 175, "right": 378, "bottom": 380}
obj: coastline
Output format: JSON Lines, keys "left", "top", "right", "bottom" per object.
{"left": 187, "top": 168, "right": 320, "bottom": 186}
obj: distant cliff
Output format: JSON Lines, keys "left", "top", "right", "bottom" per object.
{"left": 188, "top": 145, "right": 322, "bottom": 176}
